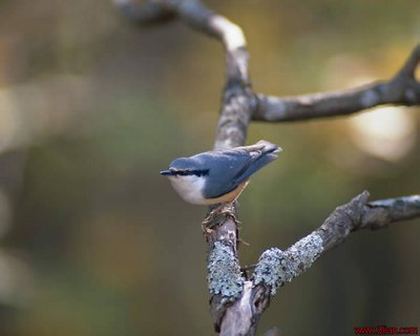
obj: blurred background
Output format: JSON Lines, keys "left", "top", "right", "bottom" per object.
{"left": 0, "top": 0, "right": 419, "bottom": 335}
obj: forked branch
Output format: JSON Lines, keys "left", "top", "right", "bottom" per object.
{"left": 114, "top": 1, "right": 420, "bottom": 335}
{"left": 217, "top": 192, "right": 420, "bottom": 335}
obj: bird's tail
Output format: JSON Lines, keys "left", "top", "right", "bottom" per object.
{"left": 232, "top": 140, "right": 282, "bottom": 185}
{"left": 244, "top": 140, "right": 282, "bottom": 158}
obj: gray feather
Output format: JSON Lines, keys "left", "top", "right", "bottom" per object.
{"left": 200, "top": 140, "right": 281, "bottom": 198}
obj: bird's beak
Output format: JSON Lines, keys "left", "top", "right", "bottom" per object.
{"left": 160, "top": 169, "right": 172, "bottom": 176}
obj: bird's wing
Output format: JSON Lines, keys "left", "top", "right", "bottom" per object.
{"left": 197, "top": 141, "right": 280, "bottom": 199}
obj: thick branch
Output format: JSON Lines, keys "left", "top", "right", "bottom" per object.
{"left": 117, "top": 0, "right": 255, "bottom": 332}
{"left": 159, "top": 1, "right": 256, "bottom": 333}
{"left": 169, "top": 1, "right": 255, "bottom": 333}
{"left": 254, "top": 44, "right": 420, "bottom": 122}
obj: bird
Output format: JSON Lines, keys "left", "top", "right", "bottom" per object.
{"left": 160, "top": 140, "right": 281, "bottom": 205}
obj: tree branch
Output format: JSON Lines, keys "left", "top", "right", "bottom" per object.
{"left": 113, "top": 0, "right": 176, "bottom": 25}
{"left": 214, "top": 192, "right": 420, "bottom": 334}
{"left": 115, "top": 1, "right": 255, "bottom": 331}
{"left": 253, "top": 192, "right": 420, "bottom": 296}
{"left": 114, "top": 1, "right": 420, "bottom": 335}
{"left": 254, "top": 44, "right": 420, "bottom": 122}
{"left": 151, "top": 1, "right": 256, "bottom": 332}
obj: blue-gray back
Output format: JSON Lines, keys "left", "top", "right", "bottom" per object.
{"left": 194, "top": 147, "right": 278, "bottom": 198}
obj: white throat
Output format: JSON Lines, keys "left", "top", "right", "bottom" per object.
{"left": 168, "top": 175, "right": 207, "bottom": 205}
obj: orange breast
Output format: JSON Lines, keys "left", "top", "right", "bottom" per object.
{"left": 205, "top": 181, "right": 249, "bottom": 205}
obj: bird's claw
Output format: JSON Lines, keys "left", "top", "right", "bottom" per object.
{"left": 201, "top": 203, "right": 239, "bottom": 235}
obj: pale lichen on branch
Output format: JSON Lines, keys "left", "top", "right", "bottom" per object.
{"left": 208, "top": 241, "right": 243, "bottom": 299}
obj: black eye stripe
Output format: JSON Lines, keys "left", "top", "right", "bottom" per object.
{"left": 173, "top": 169, "right": 209, "bottom": 176}
{"left": 192, "top": 169, "right": 209, "bottom": 177}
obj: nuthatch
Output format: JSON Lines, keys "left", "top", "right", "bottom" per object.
{"left": 160, "top": 140, "right": 281, "bottom": 205}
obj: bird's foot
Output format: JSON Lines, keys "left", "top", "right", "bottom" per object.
{"left": 201, "top": 202, "right": 239, "bottom": 235}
